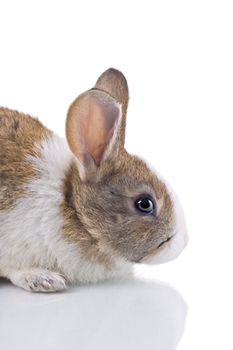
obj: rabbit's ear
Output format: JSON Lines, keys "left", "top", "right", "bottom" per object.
{"left": 66, "top": 89, "right": 121, "bottom": 180}
{"left": 95, "top": 68, "right": 129, "bottom": 146}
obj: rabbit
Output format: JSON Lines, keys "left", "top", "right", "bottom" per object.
{"left": 0, "top": 68, "right": 188, "bottom": 292}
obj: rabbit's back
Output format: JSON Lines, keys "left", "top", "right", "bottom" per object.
{"left": 0, "top": 108, "right": 51, "bottom": 210}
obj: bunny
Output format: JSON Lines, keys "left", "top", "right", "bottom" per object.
{"left": 0, "top": 68, "right": 188, "bottom": 292}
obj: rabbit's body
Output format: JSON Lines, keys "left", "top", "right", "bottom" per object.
{"left": 0, "top": 109, "right": 129, "bottom": 290}
{"left": 0, "top": 69, "right": 188, "bottom": 292}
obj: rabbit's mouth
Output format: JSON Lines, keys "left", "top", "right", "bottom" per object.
{"left": 135, "top": 235, "right": 175, "bottom": 263}
{"left": 156, "top": 235, "right": 174, "bottom": 249}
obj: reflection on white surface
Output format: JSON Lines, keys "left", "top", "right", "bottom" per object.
{"left": 0, "top": 277, "right": 187, "bottom": 350}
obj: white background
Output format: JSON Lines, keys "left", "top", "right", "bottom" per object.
{"left": 0, "top": 1, "right": 233, "bottom": 349}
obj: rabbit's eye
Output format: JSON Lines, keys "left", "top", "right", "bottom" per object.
{"left": 135, "top": 196, "right": 155, "bottom": 214}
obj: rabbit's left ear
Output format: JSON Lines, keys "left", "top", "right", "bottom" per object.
{"left": 66, "top": 89, "right": 122, "bottom": 181}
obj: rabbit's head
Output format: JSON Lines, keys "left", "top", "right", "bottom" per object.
{"left": 65, "top": 69, "right": 188, "bottom": 264}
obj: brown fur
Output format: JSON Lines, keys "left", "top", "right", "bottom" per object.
{"left": 0, "top": 107, "right": 51, "bottom": 210}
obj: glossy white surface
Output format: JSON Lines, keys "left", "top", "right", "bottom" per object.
{"left": 0, "top": 276, "right": 187, "bottom": 350}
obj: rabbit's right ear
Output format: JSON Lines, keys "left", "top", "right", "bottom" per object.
{"left": 66, "top": 89, "right": 122, "bottom": 181}
{"left": 95, "top": 68, "right": 129, "bottom": 146}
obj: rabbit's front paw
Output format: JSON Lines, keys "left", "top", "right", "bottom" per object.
{"left": 8, "top": 269, "right": 67, "bottom": 292}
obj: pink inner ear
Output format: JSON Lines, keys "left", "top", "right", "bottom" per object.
{"left": 80, "top": 98, "right": 119, "bottom": 165}
{"left": 66, "top": 90, "right": 120, "bottom": 167}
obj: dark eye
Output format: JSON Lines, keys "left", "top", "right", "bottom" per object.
{"left": 135, "top": 196, "right": 155, "bottom": 214}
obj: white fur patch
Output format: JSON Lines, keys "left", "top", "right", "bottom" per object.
{"left": 0, "top": 134, "right": 130, "bottom": 286}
